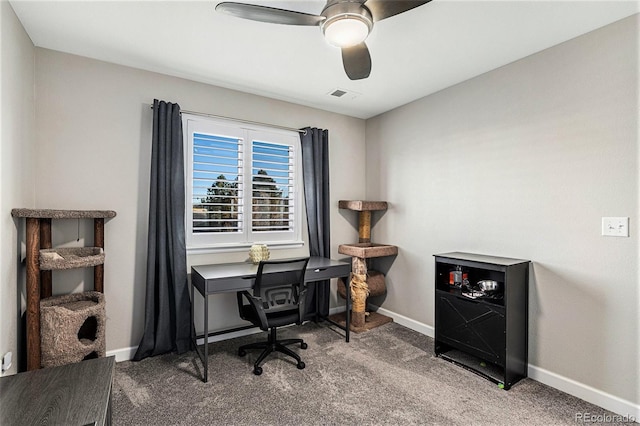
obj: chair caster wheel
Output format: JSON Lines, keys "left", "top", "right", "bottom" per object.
{"left": 300, "top": 342, "right": 308, "bottom": 350}
{"left": 238, "top": 349, "right": 246, "bottom": 357}
{"left": 297, "top": 361, "right": 305, "bottom": 370}
{"left": 253, "top": 366, "right": 263, "bottom": 375}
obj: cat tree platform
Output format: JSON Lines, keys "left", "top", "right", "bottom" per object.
{"left": 40, "top": 247, "right": 105, "bottom": 270}
{"left": 338, "top": 243, "right": 398, "bottom": 259}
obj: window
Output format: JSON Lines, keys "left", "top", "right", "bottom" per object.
{"left": 184, "top": 115, "right": 303, "bottom": 251}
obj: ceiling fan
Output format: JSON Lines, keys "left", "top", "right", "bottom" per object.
{"left": 215, "top": 0, "right": 432, "bottom": 80}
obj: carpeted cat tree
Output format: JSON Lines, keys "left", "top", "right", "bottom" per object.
{"left": 40, "top": 291, "right": 106, "bottom": 368}
{"left": 332, "top": 200, "right": 397, "bottom": 332}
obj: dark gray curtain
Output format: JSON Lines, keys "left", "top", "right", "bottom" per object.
{"left": 300, "top": 127, "right": 331, "bottom": 319}
{"left": 134, "top": 99, "right": 191, "bottom": 360}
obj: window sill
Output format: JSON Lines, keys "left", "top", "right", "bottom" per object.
{"left": 187, "top": 240, "right": 305, "bottom": 255}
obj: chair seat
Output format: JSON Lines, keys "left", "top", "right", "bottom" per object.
{"left": 239, "top": 304, "right": 300, "bottom": 329}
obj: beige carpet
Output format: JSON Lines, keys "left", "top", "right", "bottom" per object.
{"left": 113, "top": 322, "right": 627, "bottom": 425}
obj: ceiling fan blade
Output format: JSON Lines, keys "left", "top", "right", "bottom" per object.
{"left": 215, "top": 2, "right": 325, "bottom": 26}
{"left": 342, "top": 42, "right": 372, "bottom": 80}
{"left": 364, "top": 0, "right": 432, "bottom": 22}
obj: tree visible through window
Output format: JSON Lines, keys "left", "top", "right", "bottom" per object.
{"left": 197, "top": 174, "right": 239, "bottom": 232}
{"left": 251, "top": 141, "right": 293, "bottom": 232}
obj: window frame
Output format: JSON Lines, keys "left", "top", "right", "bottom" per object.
{"left": 183, "top": 114, "right": 304, "bottom": 253}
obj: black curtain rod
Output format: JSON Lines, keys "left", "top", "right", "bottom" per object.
{"left": 150, "top": 105, "right": 307, "bottom": 134}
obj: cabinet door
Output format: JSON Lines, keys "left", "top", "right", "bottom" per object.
{"left": 436, "top": 292, "right": 506, "bottom": 366}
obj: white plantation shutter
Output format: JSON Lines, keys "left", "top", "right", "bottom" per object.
{"left": 192, "top": 133, "right": 243, "bottom": 233}
{"left": 184, "top": 115, "right": 302, "bottom": 251}
{"left": 251, "top": 141, "right": 295, "bottom": 233}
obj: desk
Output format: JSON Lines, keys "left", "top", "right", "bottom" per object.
{"left": 0, "top": 356, "right": 115, "bottom": 426}
{"left": 191, "top": 256, "right": 351, "bottom": 382}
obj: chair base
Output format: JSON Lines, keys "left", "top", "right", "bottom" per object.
{"left": 238, "top": 327, "right": 307, "bottom": 375}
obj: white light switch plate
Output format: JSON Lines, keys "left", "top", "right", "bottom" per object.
{"left": 602, "top": 217, "right": 629, "bottom": 237}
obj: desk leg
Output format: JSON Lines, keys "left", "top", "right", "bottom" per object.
{"left": 190, "top": 280, "right": 194, "bottom": 351}
{"left": 314, "top": 282, "right": 320, "bottom": 323}
{"left": 191, "top": 281, "right": 208, "bottom": 383}
{"left": 345, "top": 276, "right": 351, "bottom": 343}
{"left": 318, "top": 277, "right": 351, "bottom": 343}
{"left": 203, "top": 292, "right": 209, "bottom": 383}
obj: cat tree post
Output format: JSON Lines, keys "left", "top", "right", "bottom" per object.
{"left": 359, "top": 210, "right": 371, "bottom": 243}
{"left": 350, "top": 256, "right": 369, "bottom": 328}
{"left": 336, "top": 200, "right": 398, "bottom": 331}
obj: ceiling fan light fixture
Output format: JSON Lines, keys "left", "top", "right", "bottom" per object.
{"left": 323, "top": 15, "right": 371, "bottom": 48}
{"left": 215, "top": 0, "right": 433, "bottom": 80}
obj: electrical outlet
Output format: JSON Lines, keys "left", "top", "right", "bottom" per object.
{"left": 2, "top": 352, "right": 12, "bottom": 372}
{"left": 602, "top": 217, "right": 629, "bottom": 237}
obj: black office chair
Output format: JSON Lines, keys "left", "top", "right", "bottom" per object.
{"left": 236, "top": 257, "right": 310, "bottom": 375}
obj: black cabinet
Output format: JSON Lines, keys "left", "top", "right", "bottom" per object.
{"left": 434, "top": 252, "right": 529, "bottom": 390}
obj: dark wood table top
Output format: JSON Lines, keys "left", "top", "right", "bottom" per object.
{"left": 0, "top": 356, "right": 115, "bottom": 426}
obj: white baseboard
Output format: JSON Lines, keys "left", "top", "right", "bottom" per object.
{"left": 375, "top": 306, "right": 435, "bottom": 338}
{"left": 328, "top": 305, "right": 346, "bottom": 316}
{"left": 328, "top": 306, "right": 436, "bottom": 339}
{"left": 528, "top": 364, "right": 639, "bottom": 420}
{"left": 106, "top": 346, "right": 138, "bottom": 363}
{"left": 375, "top": 306, "right": 639, "bottom": 420}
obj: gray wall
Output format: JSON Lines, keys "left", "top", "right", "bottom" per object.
{"left": 33, "top": 48, "right": 365, "bottom": 355}
{"left": 0, "top": 1, "right": 35, "bottom": 376}
{"left": 365, "top": 15, "right": 638, "bottom": 404}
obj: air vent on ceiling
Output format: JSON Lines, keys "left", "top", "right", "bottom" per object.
{"left": 327, "top": 88, "right": 360, "bottom": 100}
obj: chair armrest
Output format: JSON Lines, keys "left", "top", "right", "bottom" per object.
{"left": 238, "top": 291, "right": 269, "bottom": 330}
{"left": 236, "top": 291, "right": 248, "bottom": 320}
{"left": 297, "top": 284, "right": 308, "bottom": 324}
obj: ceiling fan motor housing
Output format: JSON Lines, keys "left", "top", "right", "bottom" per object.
{"left": 321, "top": 1, "right": 373, "bottom": 47}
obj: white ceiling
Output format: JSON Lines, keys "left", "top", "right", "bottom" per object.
{"left": 10, "top": 0, "right": 639, "bottom": 119}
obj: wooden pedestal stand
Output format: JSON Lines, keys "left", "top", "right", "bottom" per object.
{"left": 335, "top": 200, "right": 397, "bottom": 332}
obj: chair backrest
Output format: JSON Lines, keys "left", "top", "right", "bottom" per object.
{"left": 253, "top": 257, "right": 310, "bottom": 314}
